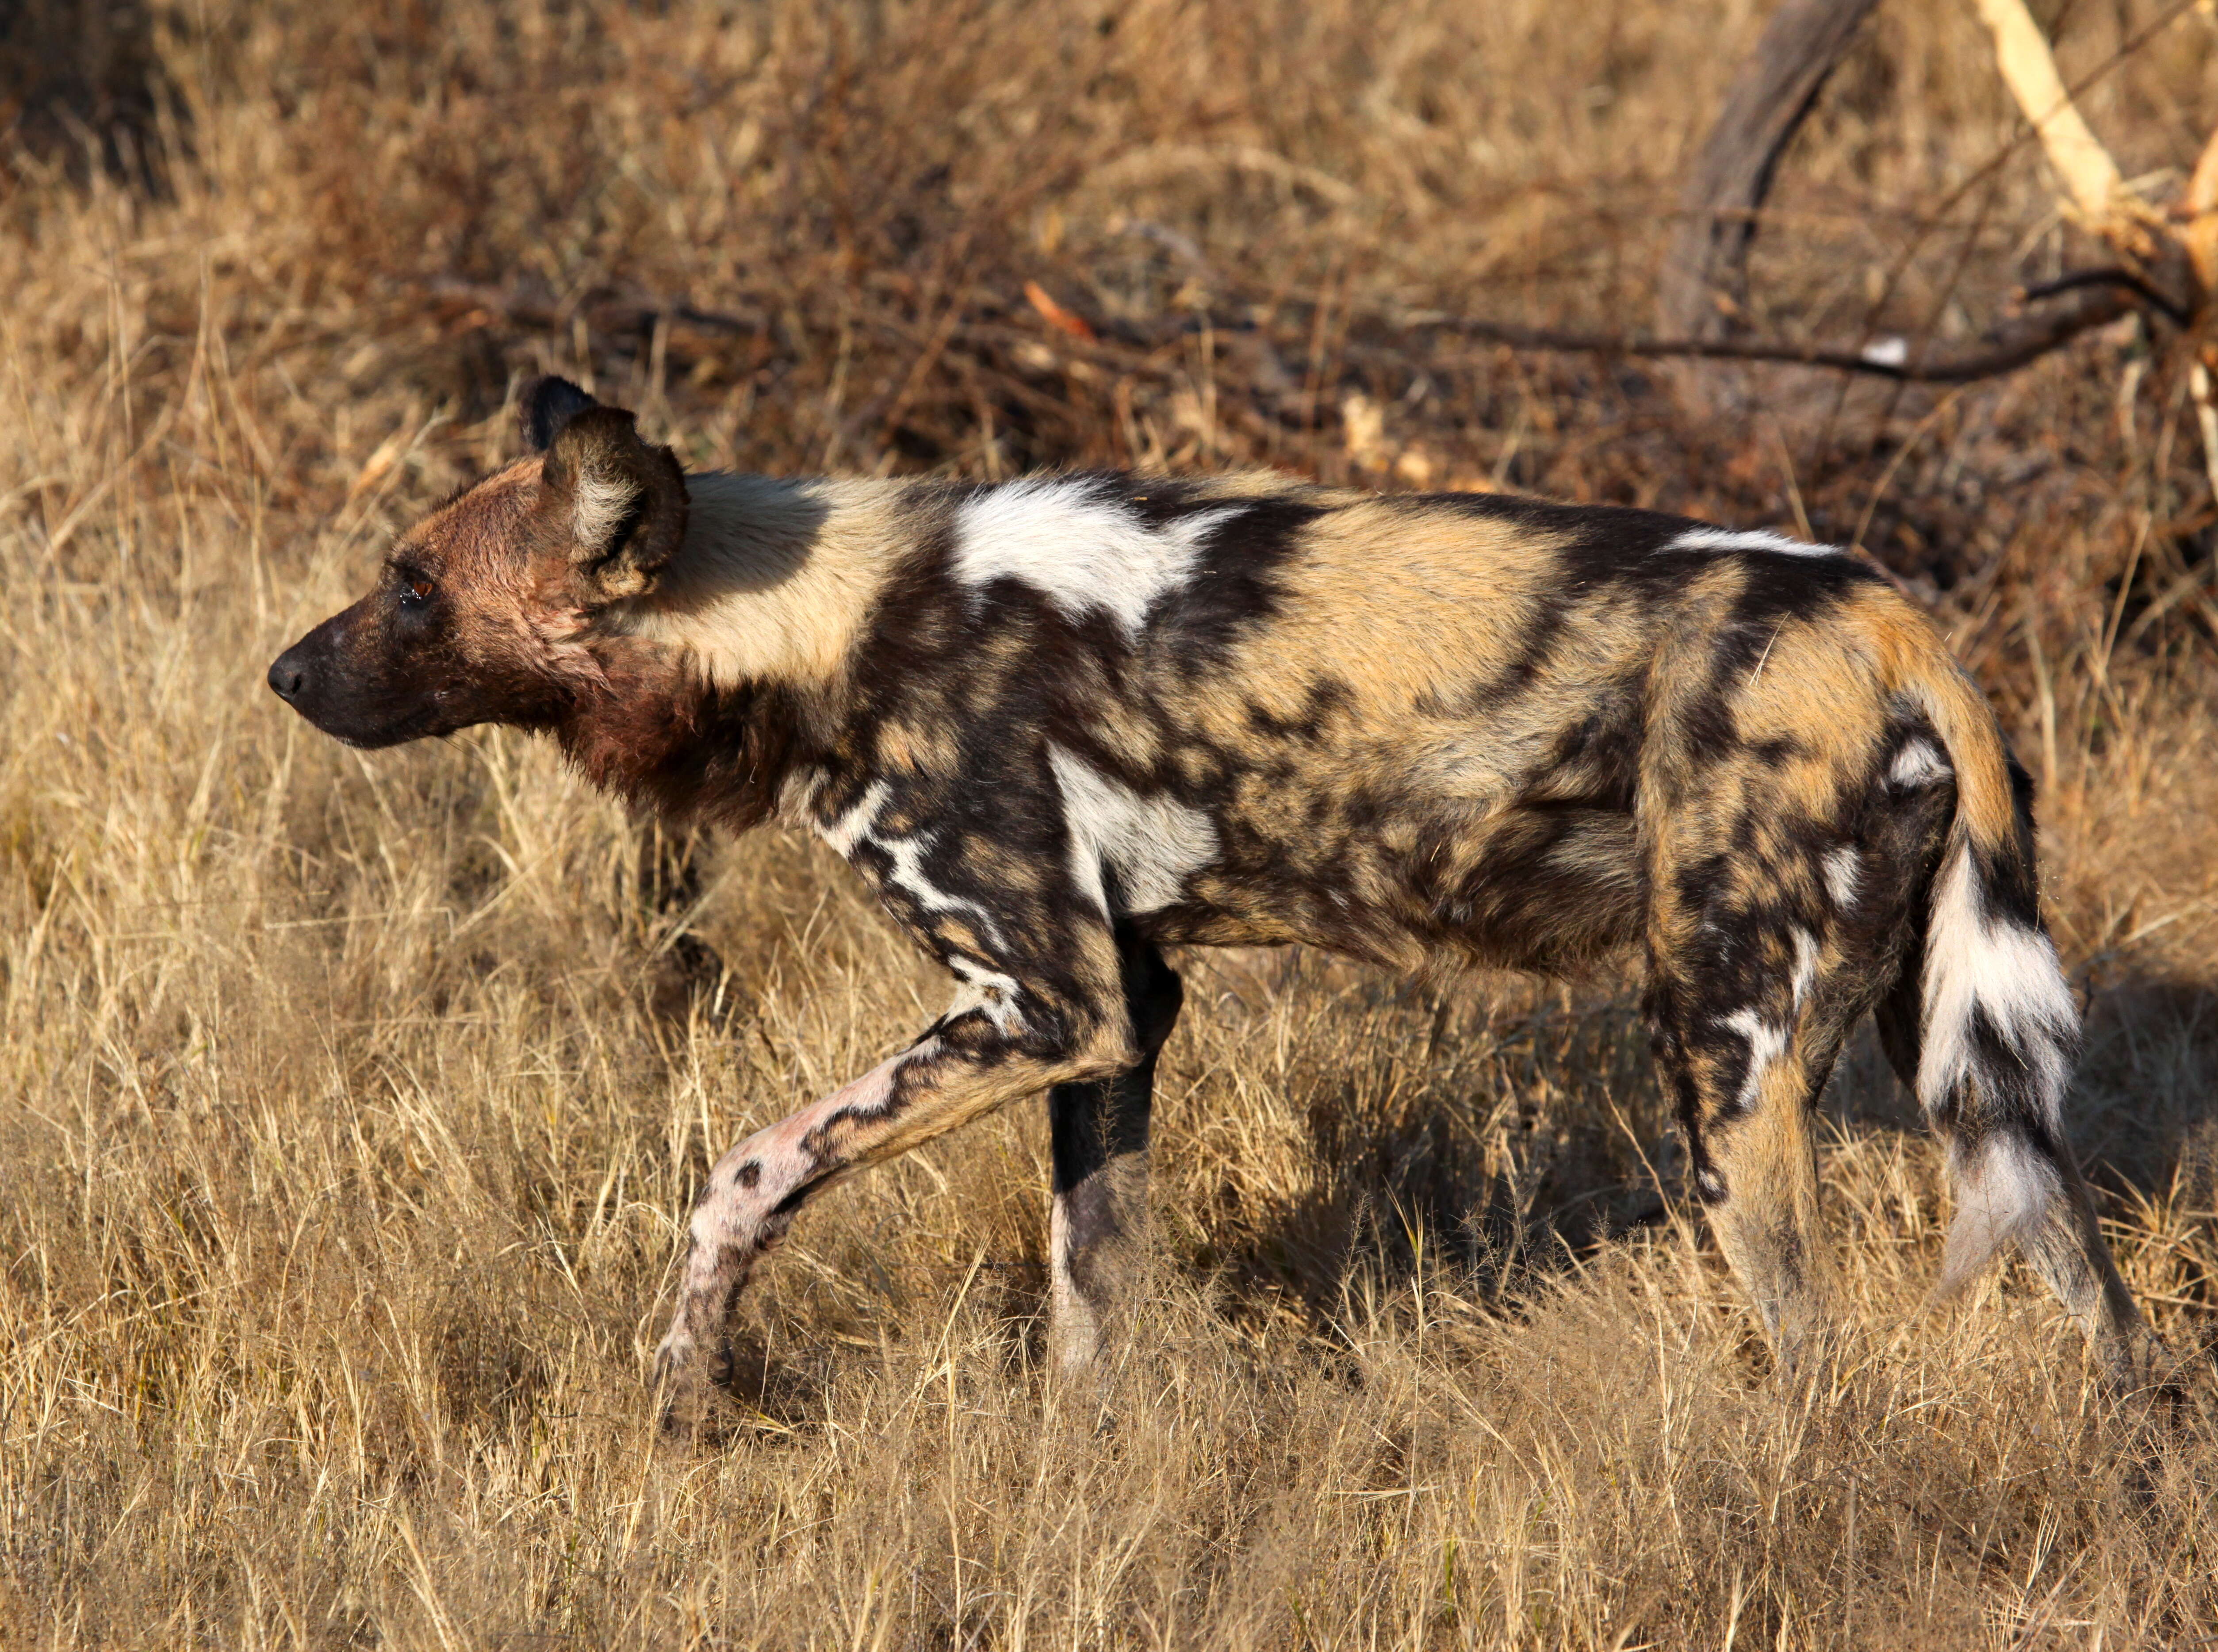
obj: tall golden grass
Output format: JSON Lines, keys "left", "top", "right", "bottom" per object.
{"left": 0, "top": 0, "right": 2214, "bottom": 1644}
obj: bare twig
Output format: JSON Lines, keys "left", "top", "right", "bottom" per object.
{"left": 2020, "top": 267, "right": 2191, "bottom": 326}
{"left": 429, "top": 259, "right": 2141, "bottom": 408}
{"left": 1403, "top": 285, "right": 2134, "bottom": 383}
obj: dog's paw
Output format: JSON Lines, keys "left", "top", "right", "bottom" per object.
{"left": 652, "top": 1336, "right": 720, "bottom": 1444}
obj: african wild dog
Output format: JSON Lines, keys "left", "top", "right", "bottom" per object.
{"left": 269, "top": 376, "right": 2156, "bottom": 1430}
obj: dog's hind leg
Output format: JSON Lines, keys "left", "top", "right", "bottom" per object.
{"left": 1647, "top": 898, "right": 1867, "bottom": 1378}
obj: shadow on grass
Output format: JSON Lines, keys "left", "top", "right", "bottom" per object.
{"left": 1198, "top": 962, "right": 2218, "bottom": 1338}
{"left": 695, "top": 959, "right": 2218, "bottom": 1422}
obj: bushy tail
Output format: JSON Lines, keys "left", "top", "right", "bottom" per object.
{"left": 1895, "top": 656, "right": 2081, "bottom": 1298}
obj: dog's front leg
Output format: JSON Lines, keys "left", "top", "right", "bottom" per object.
{"left": 651, "top": 1046, "right": 912, "bottom": 1434}
{"left": 652, "top": 932, "right": 1138, "bottom": 1435}
{"left": 1046, "top": 929, "right": 1184, "bottom": 1373}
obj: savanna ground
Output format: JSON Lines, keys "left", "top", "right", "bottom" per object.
{"left": 2, "top": 0, "right": 2218, "bottom": 1644}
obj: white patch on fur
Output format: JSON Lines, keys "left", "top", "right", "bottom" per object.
{"left": 1917, "top": 842, "right": 2076, "bottom": 1131}
{"left": 1721, "top": 1007, "right": 1789, "bottom": 1113}
{"left": 1049, "top": 746, "right": 1218, "bottom": 913}
{"left": 816, "top": 782, "right": 1007, "bottom": 947}
{"left": 947, "top": 955, "right": 1026, "bottom": 1035}
{"left": 571, "top": 467, "right": 639, "bottom": 551}
{"left": 953, "top": 479, "right": 1238, "bottom": 637}
{"left": 1823, "top": 847, "right": 1861, "bottom": 910}
{"left": 819, "top": 780, "right": 890, "bottom": 857}
{"left": 1717, "top": 935, "right": 1817, "bottom": 1112}
{"left": 1889, "top": 740, "right": 1950, "bottom": 787}
{"left": 1938, "top": 1131, "right": 2060, "bottom": 1295}
{"left": 1670, "top": 526, "right": 1840, "bottom": 559}
{"left": 878, "top": 835, "right": 1005, "bottom": 944}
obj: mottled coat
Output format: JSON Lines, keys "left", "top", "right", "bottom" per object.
{"left": 269, "top": 378, "right": 2153, "bottom": 1429}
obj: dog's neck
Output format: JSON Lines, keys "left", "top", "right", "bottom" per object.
{"left": 551, "top": 637, "right": 809, "bottom": 832}
{"left": 552, "top": 471, "right": 921, "bottom": 828}
{"left": 604, "top": 471, "right": 910, "bottom": 694}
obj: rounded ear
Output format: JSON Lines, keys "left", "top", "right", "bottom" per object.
{"left": 538, "top": 407, "right": 688, "bottom": 602}
{"left": 520, "top": 376, "right": 600, "bottom": 453}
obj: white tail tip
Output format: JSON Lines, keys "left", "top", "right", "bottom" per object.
{"left": 1935, "top": 1133, "right": 2058, "bottom": 1302}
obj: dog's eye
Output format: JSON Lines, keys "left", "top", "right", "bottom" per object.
{"left": 399, "top": 575, "right": 434, "bottom": 606}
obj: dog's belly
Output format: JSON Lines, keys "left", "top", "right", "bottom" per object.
{"left": 1139, "top": 802, "right": 1645, "bottom": 977}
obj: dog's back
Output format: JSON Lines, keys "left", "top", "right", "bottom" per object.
{"left": 802, "top": 472, "right": 1917, "bottom": 981}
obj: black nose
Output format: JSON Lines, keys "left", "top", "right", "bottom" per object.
{"left": 268, "top": 656, "right": 306, "bottom": 701}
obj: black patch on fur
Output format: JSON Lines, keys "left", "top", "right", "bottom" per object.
{"left": 1976, "top": 750, "right": 2046, "bottom": 930}
{"left": 1154, "top": 495, "right": 1322, "bottom": 664}
{"left": 1708, "top": 557, "right": 1883, "bottom": 679}
{"left": 1406, "top": 805, "right": 1644, "bottom": 970}
{"left": 1243, "top": 676, "right": 1352, "bottom": 743}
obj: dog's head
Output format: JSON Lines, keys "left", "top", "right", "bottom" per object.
{"left": 267, "top": 378, "right": 686, "bottom": 747}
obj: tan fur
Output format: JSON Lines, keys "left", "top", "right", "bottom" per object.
{"left": 1705, "top": 1045, "right": 1832, "bottom": 1354}
{"left": 1214, "top": 500, "right": 1567, "bottom": 726}
{"left": 1854, "top": 590, "right": 2022, "bottom": 851}
{"left": 610, "top": 473, "right": 904, "bottom": 692}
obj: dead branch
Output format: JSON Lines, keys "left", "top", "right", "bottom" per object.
{"left": 1973, "top": 0, "right": 2129, "bottom": 234}
{"left": 1653, "top": 0, "right": 2213, "bottom": 406}
{"left": 1410, "top": 284, "right": 2134, "bottom": 383}
{"left": 2020, "top": 266, "right": 2190, "bottom": 325}
{"left": 425, "top": 257, "right": 2142, "bottom": 418}
{"left": 1655, "top": 0, "right": 1881, "bottom": 341}
{"left": 1973, "top": 0, "right": 2218, "bottom": 506}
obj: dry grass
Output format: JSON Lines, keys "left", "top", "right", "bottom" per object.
{"left": 2, "top": 1, "right": 2217, "bottom": 1644}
